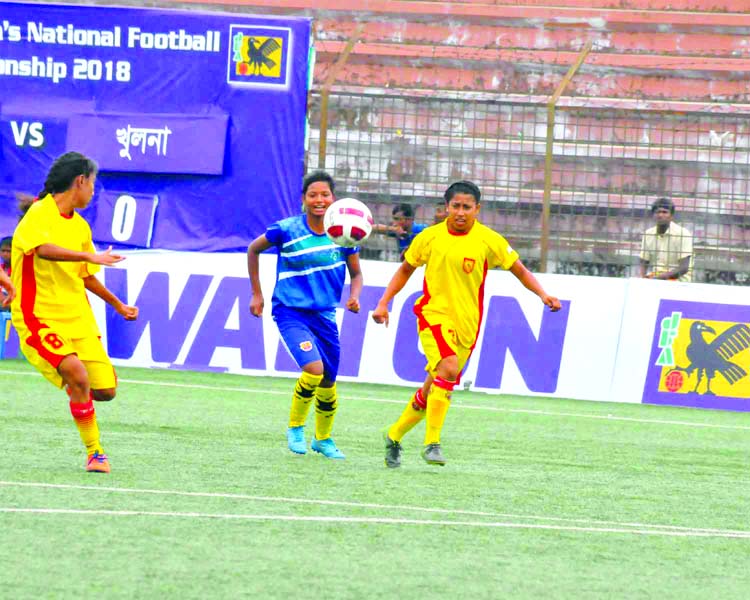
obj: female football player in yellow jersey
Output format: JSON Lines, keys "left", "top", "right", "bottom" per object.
{"left": 372, "top": 180, "right": 562, "bottom": 468}
{"left": 10, "top": 152, "right": 138, "bottom": 473}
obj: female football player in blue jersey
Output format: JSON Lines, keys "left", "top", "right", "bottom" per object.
{"left": 247, "top": 171, "right": 363, "bottom": 459}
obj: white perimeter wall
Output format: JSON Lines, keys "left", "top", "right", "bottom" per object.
{"left": 87, "top": 251, "right": 750, "bottom": 409}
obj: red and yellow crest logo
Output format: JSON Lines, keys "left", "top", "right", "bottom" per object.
{"left": 462, "top": 258, "right": 475, "bottom": 274}
{"left": 299, "top": 341, "right": 313, "bottom": 352}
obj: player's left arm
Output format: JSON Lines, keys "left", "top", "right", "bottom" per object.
{"left": 509, "top": 260, "right": 561, "bottom": 312}
{"left": 83, "top": 275, "right": 138, "bottom": 320}
{"left": 345, "top": 253, "right": 363, "bottom": 313}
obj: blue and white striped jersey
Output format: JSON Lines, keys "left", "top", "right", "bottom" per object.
{"left": 265, "top": 214, "right": 358, "bottom": 310}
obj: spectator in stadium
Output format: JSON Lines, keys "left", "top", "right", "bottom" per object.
{"left": 640, "top": 197, "right": 693, "bottom": 282}
{"left": 248, "top": 170, "right": 363, "bottom": 460}
{"left": 433, "top": 200, "right": 447, "bottom": 224}
{"left": 0, "top": 236, "right": 11, "bottom": 276}
{"left": 0, "top": 237, "right": 11, "bottom": 311}
{"left": 16, "top": 193, "right": 36, "bottom": 220}
{"left": 2, "top": 194, "right": 36, "bottom": 310}
{"left": 372, "top": 203, "right": 429, "bottom": 260}
{"left": 10, "top": 151, "right": 138, "bottom": 474}
{"left": 372, "top": 180, "right": 562, "bottom": 468}
{"left": 0, "top": 266, "right": 14, "bottom": 309}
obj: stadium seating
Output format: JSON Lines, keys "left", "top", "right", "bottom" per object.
{"left": 174, "top": 0, "right": 750, "bottom": 279}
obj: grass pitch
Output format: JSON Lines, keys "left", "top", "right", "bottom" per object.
{"left": 1, "top": 359, "right": 749, "bottom": 598}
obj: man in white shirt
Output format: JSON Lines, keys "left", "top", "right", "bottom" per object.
{"left": 640, "top": 197, "right": 693, "bottom": 282}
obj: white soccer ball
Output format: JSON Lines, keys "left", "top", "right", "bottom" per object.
{"left": 324, "top": 197, "right": 373, "bottom": 248}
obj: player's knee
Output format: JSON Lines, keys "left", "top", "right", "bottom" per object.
{"left": 62, "top": 371, "right": 89, "bottom": 396}
{"left": 58, "top": 354, "right": 88, "bottom": 387}
{"left": 435, "top": 357, "right": 459, "bottom": 382}
{"left": 92, "top": 388, "right": 116, "bottom": 402}
{"left": 302, "top": 362, "right": 324, "bottom": 377}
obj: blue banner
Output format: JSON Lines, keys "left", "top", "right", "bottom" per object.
{"left": 0, "top": 1, "right": 311, "bottom": 251}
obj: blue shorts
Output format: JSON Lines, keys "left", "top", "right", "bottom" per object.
{"left": 272, "top": 305, "right": 340, "bottom": 381}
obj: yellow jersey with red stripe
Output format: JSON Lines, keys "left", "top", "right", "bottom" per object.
{"left": 10, "top": 194, "right": 101, "bottom": 338}
{"left": 405, "top": 220, "right": 519, "bottom": 348}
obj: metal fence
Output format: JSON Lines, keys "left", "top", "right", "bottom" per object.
{"left": 307, "top": 91, "right": 750, "bottom": 284}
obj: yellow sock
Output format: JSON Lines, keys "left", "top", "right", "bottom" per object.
{"left": 387, "top": 389, "right": 426, "bottom": 442}
{"left": 289, "top": 372, "right": 323, "bottom": 427}
{"left": 69, "top": 400, "right": 103, "bottom": 456}
{"left": 424, "top": 385, "right": 452, "bottom": 446}
{"left": 314, "top": 384, "right": 337, "bottom": 440}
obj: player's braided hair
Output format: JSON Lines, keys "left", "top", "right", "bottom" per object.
{"left": 37, "top": 152, "right": 98, "bottom": 199}
{"left": 444, "top": 180, "right": 481, "bottom": 204}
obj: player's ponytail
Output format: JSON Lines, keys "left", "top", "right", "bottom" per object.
{"left": 41, "top": 151, "right": 98, "bottom": 196}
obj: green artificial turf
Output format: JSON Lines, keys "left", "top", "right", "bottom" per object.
{"left": 1, "top": 360, "right": 749, "bottom": 598}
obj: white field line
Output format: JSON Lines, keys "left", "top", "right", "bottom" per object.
{"left": 2, "top": 368, "right": 750, "bottom": 432}
{"left": 2, "top": 481, "right": 748, "bottom": 537}
{"left": 1, "top": 507, "right": 749, "bottom": 539}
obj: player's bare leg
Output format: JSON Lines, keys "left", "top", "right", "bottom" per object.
{"left": 58, "top": 355, "right": 110, "bottom": 473}
{"left": 91, "top": 388, "right": 116, "bottom": 402}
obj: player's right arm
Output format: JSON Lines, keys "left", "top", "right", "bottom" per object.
{"left": 36, "top": 244, "right": 125, "bottom": 266}
{"left": 371, "top": 261, "right": 417, "bottom": 327}
{"left": 248, "top": 234, "right": 273, "bottom": 317}
{"left": 373, "top": 227, "right": 431, "bottom": 326}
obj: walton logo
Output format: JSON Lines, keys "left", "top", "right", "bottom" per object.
{"left": 227, "top": 25, "right": 290, "bottom": 87}
{"left": 662, "top": 320, "right": 750, "bottom": 396}
{"left": 643, "top": 299, "right": 750, "bottom": 412}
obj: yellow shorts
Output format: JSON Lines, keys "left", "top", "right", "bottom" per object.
{"left": 14, "top": 319, "right": 116, "bottom": 390}
{"left": 418, "top": 320, "right": 472, "bottom": 381}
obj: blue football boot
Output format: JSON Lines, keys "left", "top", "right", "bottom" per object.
{"left": 287, "top": 426, "right": 307, "bottom": 455}
{"left": 311, "top": 437, "right": 346, "bottom": 459}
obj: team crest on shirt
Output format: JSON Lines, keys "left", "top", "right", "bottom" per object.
{"left": 462, "top": 258, "right": 475, "bottom": 274}
{"left": 299, "top": 341, "right": 313, "bottom": 352}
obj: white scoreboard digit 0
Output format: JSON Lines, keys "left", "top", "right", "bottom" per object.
{"left": 90, "top": 191, "right": 158, "bottom": 248}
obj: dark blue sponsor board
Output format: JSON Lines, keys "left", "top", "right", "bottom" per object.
{"left": 1, "top": 2, "right": 310, "bottom": 252}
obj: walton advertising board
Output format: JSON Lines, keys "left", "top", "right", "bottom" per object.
{"left": 4, "top": 252, "right": 748, "bottom": 411}
{"left": 75, "top": 253, "right": 622, "bottom": 402}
